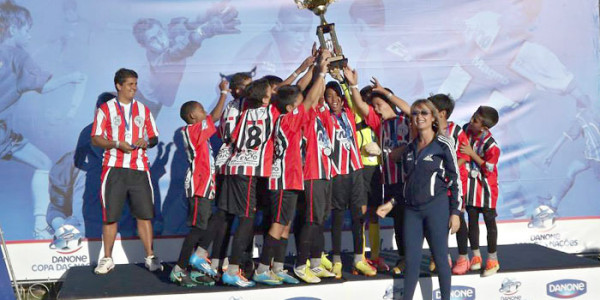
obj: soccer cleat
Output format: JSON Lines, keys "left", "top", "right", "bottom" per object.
{"left": 392, "top": 259, "right": 405, "bottom": 275}
{"left": 368, "top": 257, "right": 390, "bottom": 272}
{"left": 311, "top": 266, "right": 336, "bottom": 278}
{"left": 275, "top": 270, "right": 300, "bottom": 284}
{"left": 482, "top": 259, "right": 500, "bottom": 277}
{"left": 222, "top": 270, "right": 256, "bottom": 288}
{"left": 190, "top": 270, "right": 216, "bottom": 286}
{"left": 189, "top": 253, "right": 217, "bottom": 277}
{"left": 294, "top": 265, "right": 321, "bottom": 283}
{"left": 452, "top": 256, "right": 471, "bottom": 275}
{"left": 170, "top": 269, "right": 197, "bottom": 288}
{"left": 320, "top": 253, "right": 333, "bottom": 271}
{"left": 145, "top": 255, "right": 164, "bottom": 272}
{"left": 94, "top": 257, "right": 115, "bottom": 275}
{"left": 352, "top": 260, "right": 377, "bottom": 276}
{"left": 253, "top": 270, "right": 283, "bottom": 286}
{"left": 332, "top": 262, "right": 342, "bottom": 279}
{"left": 470, "top": 256, "right": 482, "bottom": 271}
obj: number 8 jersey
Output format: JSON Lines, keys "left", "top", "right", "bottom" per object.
{"left": 225, "top": 104, "right": 280, "bottom": 177}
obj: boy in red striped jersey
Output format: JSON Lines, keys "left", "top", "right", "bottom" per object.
{"left": 344, "top": 67, "right": 411, "bottom": 276}
{"left": 170, "top": 98, "right": 226, "bottom": 287}
{"left": 460, "top": 106, "right": 501, "bottom": 277}
{"left": 217, "top": 78, "right": 279, "bottom": 287}
{"left": 254, "top": 58, "right": 326, "bottom": 285}
{"left": 427, "top": 94, "right": 471, "bottom": 275}
{"left": 322, "top": 81, "right": 375, "bottom": 278}
{"left": 91, "top": 68, "right": 160, "bottom": 275}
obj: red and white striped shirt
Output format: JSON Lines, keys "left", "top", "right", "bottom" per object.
{"left": 225, "top": 104, "right": 280, "bottom": 177}
{"left": 327, "top": 105, "right": 363, "bottom": 176}
{"left": 463, "top": 126, "right": 500, "bottom": 209}
{"left": 446, "top": 122, "right": 470, "bottom": 200}
{"left": 182, "top": 116, "right": 217, "bottom": 199}
{"left": 215, "top": 98, "right": 246, "bottom": 174}
{"left": 364, "top": 106, "right": 410, "bottom": 185}
{"left": 92, "top": 98, "right": 159, "bottom": 171}
{"left": 269, "top": 106, "right": 308, "bottom": 190}
{"left": 303, "top": 104, "right": 334, "bottom": 180}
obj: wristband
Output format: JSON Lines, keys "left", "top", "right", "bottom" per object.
{"left": 114, "top": 140, "right": 119, "bottom": 149}
{"left": 389, "top": 198, "right": 397, "bottom": 206}
{"left": 292, "top": 71, "right": 299, "bottom": 78}
{"left": 386, "top": 92, "right": 393, "bottom": 99}
{"left": 319, "top": 72, "right": 326, "bottom": 78}
{"left": 350, "top": 85, "right": 359, "bottom": 89}
{"left": 220, "top": 90, "right": 228, "bottom": 94}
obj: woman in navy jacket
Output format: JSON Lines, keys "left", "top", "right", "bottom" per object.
{"left": 378, "top": 99, "right": 461, "bottom": 300}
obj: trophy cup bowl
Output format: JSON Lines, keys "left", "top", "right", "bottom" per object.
{"left": 294, "top": 0, "right": 347, "bottom": 81}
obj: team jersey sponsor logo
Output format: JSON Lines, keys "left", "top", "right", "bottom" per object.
{"left": 134, "top": 115, "right": 144, "bottom": 127}
{"left": 433, "top": 285, "right": 476, "bottom": 300}
{"left": 112, "top": 115, "right": 122, "bottom": 126}
{"left": 546, "top": 279, "right": 587, "bottom": 298}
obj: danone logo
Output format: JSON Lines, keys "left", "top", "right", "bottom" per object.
{"left": 433, "top": 286, "right": 476, "bottom": 300}
{"left": 546, "top": 279, "right": 587, "bottom": 298}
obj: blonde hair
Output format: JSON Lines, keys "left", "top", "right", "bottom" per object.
{"left": 410, "top": 99, "right": 442, "bottom": 137}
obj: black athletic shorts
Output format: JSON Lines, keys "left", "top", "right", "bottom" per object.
{"left": 100, "top": 167, "right": 154, "bottom": 223}
{"left": 187, "top": 196, "right": 212, "bottom": 230}
{"left": 363, "top": 165, "right": 383, "bottom": 208}
{"left": 217, "top": 174, "right": 258, "bottom": 218}
{"left": 331, "top": 169, "right": 366, "bottom": 210}
{"left": 303, "top": 179, "right": 331, "bottom": 225}
{"left": 269, "top": 188, "right": 299, "bottom": 226}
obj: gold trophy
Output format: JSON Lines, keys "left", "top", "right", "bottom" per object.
{"left": 295, "top": 0, "right": 347, "bottom": 80}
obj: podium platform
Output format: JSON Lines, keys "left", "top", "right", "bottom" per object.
{"left": 58, "top": 244, "right": 600, "bottom": 300}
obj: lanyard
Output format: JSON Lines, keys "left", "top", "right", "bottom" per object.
{"left": 115, "top": 99, "right": 133, "bottom": 132}
{"left": 316, "top": 117, "right": 332, "bottom": 149}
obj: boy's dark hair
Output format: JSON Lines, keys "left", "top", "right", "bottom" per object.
{"left": 230, "top": 72, "right": 252, "bottom": 90}
{"left": 274, "top": 85, "right": 301, "bottom": 113}
{"left": 325, "top": 81, "right": 343, "bottom": 99}
{"left": 0, "top": 2, "right": 32, "bottom": 42}
{"left": 360, "top": 85, "right": 394, "bottom": 106}
{"left": 132, "top": 18, "right": 162, "bottom": 45}
{"left": 96, "top": 92, "right": 116, "bottom": 109}
{"left": 262, "top": 75, "right": 283, "bottom": 87}
{"left": 114, "top": 68, "right": 138, "bottom": 89}
{"left": 245, "top": 78, "right": 270, "bottom": 108}
{"left": 179, "top": 101, "right": 200, "bottom": 124}
{"left": 427, "top": 94, "right": 455, "bottom": 118}
{"left": 476, "top": 106, "right": 499, "bottom": 129}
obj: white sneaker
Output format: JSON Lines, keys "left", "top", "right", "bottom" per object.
{"left": 94, "top": 257, "right": 115, "bottom": 275}
{"left": 145, "top": 255, "right": 164, "bottom": 272}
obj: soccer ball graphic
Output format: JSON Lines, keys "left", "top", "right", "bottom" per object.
{"left": 49, "top": 224, "right": 82, "bottom": 251}
{"left": 528, "top": 205, "right": 556, "bottom": 229}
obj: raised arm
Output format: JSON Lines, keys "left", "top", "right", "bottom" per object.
{"left": 210, "top": 78, "right": 229, "bottom": 121}
{"left": 281, "top": 53, "right": 316, "bottom": 88}
{"left": 343, "top": 66, "right": 369, "bottom": 118}
{"left": 303, "top": 50, "right": 330, "bottom": 110}
{"left": 371, "top": 77, "right": 411, "bottom": 115}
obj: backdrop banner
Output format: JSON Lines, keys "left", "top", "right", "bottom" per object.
{"left": 0, "top": 0, "right": 599, "bottom": 281}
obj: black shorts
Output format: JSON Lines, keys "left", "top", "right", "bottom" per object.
{"left": 331, "top": 169, "right": 366, "bottom": 210}
{"left": 269, "top": 188, "right": 299, "bottom": 226}
{"left": 303, "top": 179, "right": 331, "bottom": 225}
{"left": 217, "top": 175, "right": 257, "bottom": 218}
{"left": 100, "top": 167, "right": 154, "bottom": 223}
{"left": 363, "top": 166, "right": 383, "bottom": 208}
{"left": 187, "top": 196, "right": 212, "bottom": 230}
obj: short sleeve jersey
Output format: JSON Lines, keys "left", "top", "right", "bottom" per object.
{"left": 182, "top": 116, "right": 217, "bottom": 199}
{"left": 269, "top": 106, "right": 308, "bottom": 190}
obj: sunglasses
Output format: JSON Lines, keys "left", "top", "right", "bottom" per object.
{"left": 411, "top": 110, "right": 431, "bottom": 116}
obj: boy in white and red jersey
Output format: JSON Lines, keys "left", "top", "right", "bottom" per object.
{"left": 322, "top": 81, "right": 376, "bottom": 278}
{"left": 91, "top": 68, "right": 161, "bottom": 275}
{"left": 343, "top": 67, "right": 410, "bottom": 276}
{"left": 217, "top": 78, "right": 278, "bottom": 287}
{"left": 170, "top": 100, "right": 226, "bottom": 287}
{"left": 207, "top": 72, "right": 252, "bottom": 273}
{"left": 460, "top": 106, "right": 501, "bottom": 277}
{"left": 253, "top": 63, "right": 325, "bottom": 285}
{"left": 428, "top": 94, "right": 471, "bottom": 275}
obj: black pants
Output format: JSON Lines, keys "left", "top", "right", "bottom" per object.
{"left": 466, "top": 206, "right": 498, "bottom": 253}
